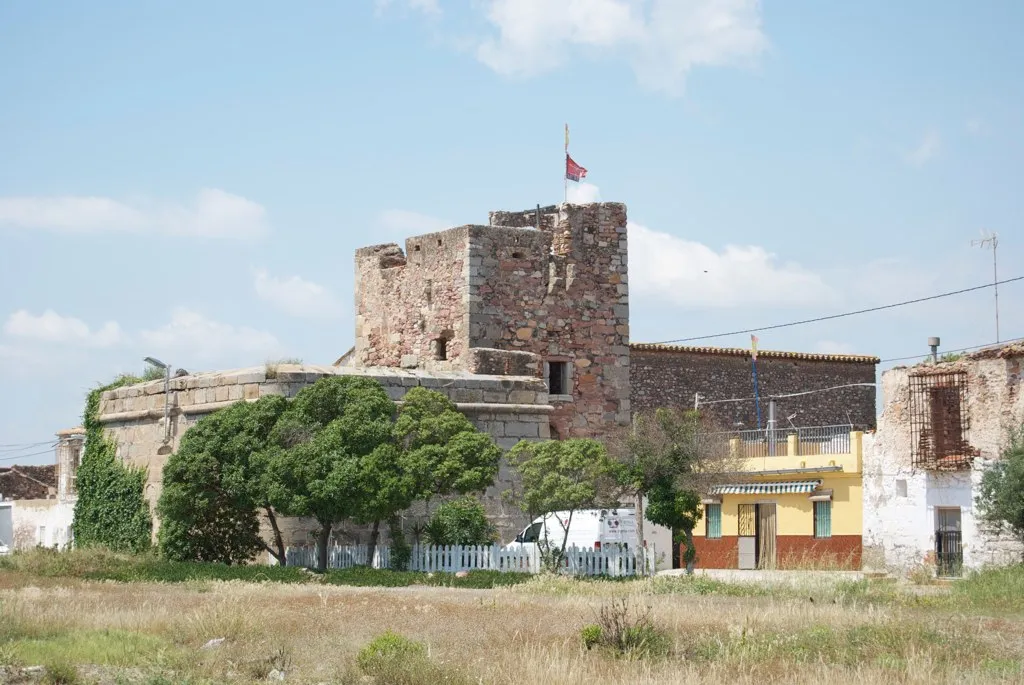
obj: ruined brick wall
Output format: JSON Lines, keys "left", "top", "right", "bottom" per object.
{"left": 354, "top": 227, "right": 472, "bottom": 370}
{"left": 476, "top": 203, "right": 631, "bottom": 439}
{"left": 353, "top": 202, "right": 632, "bottom": 441}
{"left": 630, "top": 345, "right": 878, "bottom": 430}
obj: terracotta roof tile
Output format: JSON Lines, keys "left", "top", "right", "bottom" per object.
{"left": 630, "top": 343, "right": 879, "bottom": 364}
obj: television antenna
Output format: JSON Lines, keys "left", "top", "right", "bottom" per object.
{"left": 971, "top": 230, "right": 1000, "bottom": 342}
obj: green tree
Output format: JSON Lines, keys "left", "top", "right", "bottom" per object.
{"left": 613, "top": 408, "right": 734, "bottom": 574}
{"left": 72, "top": 375, "right": 153, "bottom": 553}
{"left": 260, "top": 376, "right": 399, "bottom": 571}
{"left": 507, "top": 438, "right": 619, "bottom": 571}
{"left": 977, "top": 426, "right": 1024, "bottom": 547}
{"left": 157, "top": 395, "right": 289, "bottom": 565}
{"left": 423, "top": 496, "right": 497, "bottom": 546}
{"left": 394, "top": 387, "right": 502, "bottom": 502}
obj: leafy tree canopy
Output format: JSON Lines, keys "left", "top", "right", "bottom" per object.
{"left": 977, "top": 427, "right": 1024, "bottom": 544}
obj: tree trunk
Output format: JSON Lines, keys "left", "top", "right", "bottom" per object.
{"left": 683, "top": 525, "right": 696, "bottom": 575}
{"left": 635, "top": 492, "right": 646, "bottom": 576}
{"left": 316, "top": 523, "right": 332, "bottom": 573}
{"left": 263, "top": 506, "right": 287, "bottom": 566}
{"left": 367, "top": 519, "right": 381, "bottom": 568}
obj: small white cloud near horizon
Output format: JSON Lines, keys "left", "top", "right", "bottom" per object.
{"left": 3, "top": 310, "right": 124, "bottom": 348}
{"left": 140, "top": 307, "right": 284, "bottom": 367}
{"left": 253, "top": 268, "right": 344, "bottom": 320}
{"left": 378, "top": 209, "right": 452, "bottom": 237}
{"left": 814, "top": 340, "right": 858, "bottom": 356}
{"left": 966, "top": 118, "right": 985, "bottom": 136}
{"left": 472, "top": 0, "right": 768, "bottom": 95}
{"left": 566, "top": 182, "right": 602, "bottom": 203}
{"left": 905, "top": 128, "right": 941, "bottom": 166}
{"left": 0, "top": 188, "right": 269, "bottom": 239}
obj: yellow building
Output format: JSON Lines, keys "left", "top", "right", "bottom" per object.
{"left": 692, "top": 429, "right": 863, "bottom": 570}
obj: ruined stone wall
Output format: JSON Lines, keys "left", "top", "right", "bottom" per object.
{"left": 97, "top": 364, "right": 551, "bottom": 546}
{"left": 863, "top": 347, "right": 1024, "bottom": 575}
{"left": 476, "top": 203, "right": 631, "bottom": 439}
{"left": 631, "top": 345, "right": 878, "bottom": 430}
{"left": 354, "top": 227, "right": 472, "bottom": 370}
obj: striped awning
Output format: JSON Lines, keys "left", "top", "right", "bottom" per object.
{"left": 710, "top": 480, "right": 822, "bottom": 495}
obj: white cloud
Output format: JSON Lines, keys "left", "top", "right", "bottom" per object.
{"left": 375, "top": 0, "right": 440, "bottom": 15}
{"left": 253, "top": 268, "right": 344, "bottom": 319}
{"left": 629, "top": 222, "right": 835, "bottom": 308}
{"left": 905, "top": 128, "right": 941, "bottom": 167}
{"left": 378, "top": 209, "right": 451, "bottom": 236}
{"left": 966, "top": 118, "right": 984, "bottom": 136}
{"left": 139, "top": 308, "right": 283, "bottom": 366}
{"left": 3, "top": 310, "right": 124, "bottom": 347}
{"left": 473, "top": 0, "right": 768, "bottom": 95}
{"left": 0, "top": 188, "right": 269, "bottom": 239}
{"left": 814, "top": 340, "right": 858, "bottom": 355}
{"left": 567, "top": 182, "right": 602, "bottom": 204}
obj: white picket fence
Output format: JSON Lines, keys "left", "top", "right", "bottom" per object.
{"left": 284, "top": 543, "right": 655, "bottom": 577}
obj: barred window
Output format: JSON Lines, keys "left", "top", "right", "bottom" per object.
{"left": 705, "top": 504, "right": 722, "bottom": 539}
{"left": 814, "top": 500, "right": 832, "bottom": 539}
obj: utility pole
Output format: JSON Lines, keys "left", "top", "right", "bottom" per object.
{"left": 972, "top": 231, "right": 1000, "bottom": 343}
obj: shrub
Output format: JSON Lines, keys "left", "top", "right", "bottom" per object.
{"left": 72, "top": 375, "right": 152, "bottom": 553}
{"left": 584, "top": 598, "right": 672, "bottom": 659}
{"left": 423, "top": 496, "right": 497, "bottom": 547}
{"left": 356, "top": 631, "right": 469, "bottom": 685}
{"left": 43, "top": 661, "right": 79, "bottom": 685}
{"left": 389, "top": 518, "right": 412, "bottom": 571}
{"left": 580, "top": 624, "right": 602, "bottom": 649}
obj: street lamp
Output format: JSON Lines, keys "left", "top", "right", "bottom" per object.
{"left": 143, "top": 357, "right": 171, "bottom": 443}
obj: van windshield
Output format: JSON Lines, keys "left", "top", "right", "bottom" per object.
{"left": 519, "top": 522, "right": 543, "bottom": 543}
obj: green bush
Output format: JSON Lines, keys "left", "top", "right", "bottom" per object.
{"left": 72, "top": 375, "right": 152, "bottom": 553}
{"left": 43, "top": 661, "right": 79, "bottom": 685}
{"left": 580, "top": 624, "right": 602, "bottom": 649}
{"left": 423, "top": 496, "right": 497, "bottom": 546}
{"left": 389, "top": 518, "right": 413, "bottom": 572}
{"left": 357, "top": 631, "right": 469, "bottom": 685}
{"left": 324, "top": 566, "right": 530, "bottom": 589}
{"left": 584, "top": 598, "right": 672, "bottom": 659}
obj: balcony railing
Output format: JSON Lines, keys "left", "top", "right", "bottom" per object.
{"left": 711, "top": 425, "right": 854, "bottom": 459}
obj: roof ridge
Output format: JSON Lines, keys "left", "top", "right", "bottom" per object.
{"left": 630, "top": 342, "right": 879, "bottom": 364}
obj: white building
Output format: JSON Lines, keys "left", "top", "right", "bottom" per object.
{"left": 0, "top": 427, "right": 84, "bottom": 552}
{"left": 863, "top": 343, "right": 1024, "bottom": 576}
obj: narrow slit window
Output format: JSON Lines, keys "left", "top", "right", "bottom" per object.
{"left": 548, "top": 361, "right": 568, "bottom": 395}
{"left": 814, "top": 500, "right": 832, "bottom": 538}
{"left": 705, "top": 504, "right": 722, "bottom": 539}
{"left": 432, "top": 337, "right": 449, "bottom": 361}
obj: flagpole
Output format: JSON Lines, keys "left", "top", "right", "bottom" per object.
{"left": 563, "top": 123, "right": 569, "bottom": 204}
{"left": 751, "top": 335, "right": 762, "bottom": 431}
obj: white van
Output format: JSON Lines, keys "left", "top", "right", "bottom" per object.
{"left": 505, "top": 505, "right": 672, "bottom": 571}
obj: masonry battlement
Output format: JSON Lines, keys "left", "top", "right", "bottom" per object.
{"left": 353, "top": 201, "right": 631, "bottom": 439}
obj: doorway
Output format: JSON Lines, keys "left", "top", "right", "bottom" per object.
{"left": 738, "top": 503, "right": 777, "bottom": 570}
{"left": 935, "top": 507, "right": 963, "bottom": 577}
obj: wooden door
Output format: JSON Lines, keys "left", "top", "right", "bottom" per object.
{"left": 757, "top": 503, "right": 777, "bottom": 570}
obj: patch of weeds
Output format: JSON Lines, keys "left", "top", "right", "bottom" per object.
{"left": 240, "top": 646, "right": 292, "bottom": 681}
{"left": 945, "top": 565, "right": 1024, "bottom": 613}
{"left": 265, "top": 358, "right": 302, "bottom": 379}
{"left": 9, "top": 629, "right": 176, "bottom": 668}
{"left": 581, "top": 598, "right": 672, "bottom": 660}
{"left": 324, "top": 566, "right": 530, "bottom": 589}
{"left": 43, "top": 661, "right": 78, "bottom": 685}
{"left": 357, "top": 631, "right": 470, "bottom": 685}
{"left": 650, "top": 575, "right": 773, "bottom": 598}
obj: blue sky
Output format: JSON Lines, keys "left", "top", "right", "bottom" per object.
{"left": 1, "top": 0, "right": 1022, "bottom": 464}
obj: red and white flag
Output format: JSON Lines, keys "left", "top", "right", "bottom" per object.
{"left": 565, "top": 154, "right": 588, "bottom": 182}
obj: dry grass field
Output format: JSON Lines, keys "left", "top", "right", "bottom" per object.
{"left": 2, "top": 550, "right": 1024, "bottom": 684}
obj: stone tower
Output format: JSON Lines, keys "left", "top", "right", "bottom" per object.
{"left": 354, "top": 202, "right": 630, "bottom": 440}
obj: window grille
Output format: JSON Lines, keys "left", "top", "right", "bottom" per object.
{"left": 813, "top": 500, "right": 831, "bottom": 538}
{"left": 705, "top": 504, "right": 722, "bottom": 539}
{"left": 909, "top": 371, "right": 974, "bottom": 469}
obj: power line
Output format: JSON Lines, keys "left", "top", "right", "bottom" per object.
{"left": 879, "top": 335, "right": 1024, "bottom": 364}
{"left": 0, "top": 441, "right": 54, "bottom": 449}
{"left": 771, "top": 383, "right": 876, "bottom": 399}
{"left": 652, "top": 275, "right": 1024, "bottom": 345}
{"left": 0, "top": 448, "right": 57, "bottom": 464}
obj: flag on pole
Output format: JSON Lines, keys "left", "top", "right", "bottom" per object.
{"left": 751, "top": 335, "right": 759, "bottom": 360}
{"left": 566, "top": 154, "right": 588, "bottom": 182}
